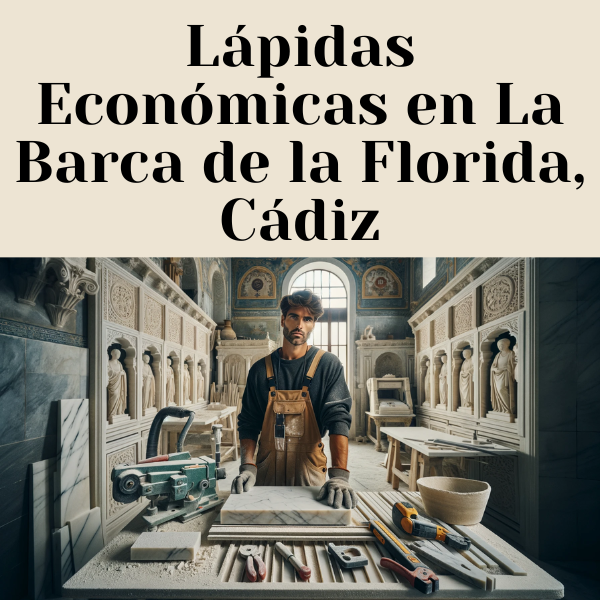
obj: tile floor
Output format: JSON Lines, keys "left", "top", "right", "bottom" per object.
{"left": 221, "top": 436, "right": 597, "bottom": 600}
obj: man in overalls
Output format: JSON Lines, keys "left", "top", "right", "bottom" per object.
{"left": 231, "top": 289, "right": 357, "bottom": 509}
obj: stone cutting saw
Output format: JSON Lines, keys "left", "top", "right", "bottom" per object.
{"left": 111, "top": 406, "right": 227, "bottom": 530}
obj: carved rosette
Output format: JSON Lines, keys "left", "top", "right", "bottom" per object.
{"left": 433, "top": 315, "right": 446, "bottom": 346}
{"left": 453, "top": 295, "right": 473, "bottom": 337}
{"left": 482, "top": 260, "right": 525, "bottom": 324}
{"left": 184, "top": 321, "right": 195, "bottom": 349}
{"left": 168, "top": 311, "right": 182, "bottom": 344}
{"left": 104, "top": 269, "right": 137, "bottom": 330}
{"left": 107, "top": 445, "right": 138, "bottom": 517}
{"left": 143, "top": 295, "right": 164, "bottom": 339}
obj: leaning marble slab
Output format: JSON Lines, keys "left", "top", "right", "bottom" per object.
{"left": 29, "top": 458, "right": 56, "bottom": 600}
{"left": 131, "top": 532, "right": 201, "bottom": 561}
{"left": 52, "top": 526, "right": 74, "bottom": 595}
{"left": 56, "top": 399, "right": 90, "bottom": 527}
{"left": 221, "top": 486, "right": 352, "bottom": 526}
{"left": 68, "top": 506, "right": 104, "bottom": 572}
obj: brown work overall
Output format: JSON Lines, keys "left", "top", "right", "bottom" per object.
{"left": 255, "top": 349, "right": 328, "bottom": 487}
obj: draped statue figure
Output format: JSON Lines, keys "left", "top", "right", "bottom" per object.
{"left": 142, "top": 354, "right": 155, "bottom": 411}
{"left": 424, "top": 360, "right": 431, "bottom": 404}
{"left": 166, "top": 357, "right": 176, "bottom": 405}
{"left": 107, "top": 349, "right": 127, "bottom": 422}
{"left": 196, "top": 364, "right": 204, "bottom": 400}
{"left": 438, "top": 355, "right": 448, "bottom": 405}
{"left": 459, "top": 349, "right": 474, "bottom": 408}
{"left": 490, "top": 339, "right": 516, "bottom": 414}
{"left": 183, "top": 363, "right": 191, "bottom": 403}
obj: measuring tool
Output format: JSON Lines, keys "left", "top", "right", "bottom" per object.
{"left": 368, "top": 520, "right": 439, "bottom": 594}
{"left": 327, "top": 543, "right": 368, "bottom": 569}
{"left": 393, "top": 501, "right": 471, "bottom": 551}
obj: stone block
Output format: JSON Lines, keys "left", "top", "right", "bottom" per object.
{"left": 539, "top": 301, "right": 578, "bottom": 345}
{"left": 52, "top": 526, "right": 74, "bottom": 594}
{"left": 221, "top": 486, "right": 352, "bottom": 526}
{"left": 130, "top": 532, "right": 201, "bottom": 561}
{"left": 68, "top": 506, "right": 103, "bottom": 572}
{"left": 577, "top": 432, "right": 600, "bottom": 480}
{"left": 0, "top": 335, "right": 26, "bottom": 445}
{"left": 26, "top": 340, "right": 83, "bottom": 376}
{"left": 539, "top": 431, "right": 576, "bottom": 478}
{"left": 539, "top": 258, "right": 577, "bottom": 301}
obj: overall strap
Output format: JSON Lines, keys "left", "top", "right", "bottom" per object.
{"left": 265, "top": 353, "right": 277, "bottom": 397}
{"left": 301, "top": 349, "right": 326, "bottom": 397}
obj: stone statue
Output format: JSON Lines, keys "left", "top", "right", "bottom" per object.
{"left": 424, "top": 360, "right": 431, "bottom": 404}
{"left": 513, "top": 343, "right": 519, "bottom": 382}
{"left": 166, "top": 357, "right": 176, "bottom": 405}
{"left": 459, "top": 349, "right": 474, "bottom": 407}
{"left": 107, "top": 349, "right": 127, "bottom": 422}
{"left": 361, "top": 325, "right": 376, "bottom": 340}
{"left": 183, "top": 364, "right": 191, "bottom": 403}
{"left": 196, "top": 364, "right": 204, "bottom": 400}
{"left": 490, "top": 339, "right": 516, "bottom": 414}
{"left": 438, "top": 355, "right": 448, "bottom": 405}
{"left": 142, "top": 355, "right": 155, "bottom": 411}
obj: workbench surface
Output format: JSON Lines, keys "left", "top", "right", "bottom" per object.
{"left": 63, "top": 490, "right": 563, "bottom": 599}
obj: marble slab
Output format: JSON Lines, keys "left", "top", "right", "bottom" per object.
{"left": 221, "top": 486, "right": 352, "bottom": 526}
{"left": 52, "top": 526, "right": 74, "bottom": 594}
{"left": 130, "top": 532, "right": 201, "bottom": 561}
{"left": 57, "top": 398, "right": 90, "bottom": 527}
{"left": 68, "top": 506, "right": 104, "bottom": 572}
{"left": 29, "top": 458, "right": 56, "bottom": 600}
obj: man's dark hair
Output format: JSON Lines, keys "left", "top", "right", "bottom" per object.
{"left": 280, "top": 289, "right": 324, "bottom": 320}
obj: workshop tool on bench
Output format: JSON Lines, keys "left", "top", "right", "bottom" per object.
{"left": 368, "top": 520, "right": 439, "bottom": 594}
{"left": 392, "top": 501, "right": 471, "bottom": 551}
{"left": 409, "top": 541, "right": 496, "bottom": 591}
{"left": 239, "top": 545, "right": 267, "bottom": 582}
{"left": 327, "top": 543, "right": 369, "bottom": 569}
{"left": 111, "top": 406, "right": 227, "bottom": 530}
{"left": 275, "top": 542, "right": 311, "bottom": 581}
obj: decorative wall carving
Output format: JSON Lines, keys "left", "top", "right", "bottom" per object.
{"left": 480, "top": 317, "right": 519, "bottom": 343}
{"left": 106, "top": 328, "right": 137, "bottom": 349}
{"left": 433, "top": 315, "right": 446, "bottom": 346}
{"left": 238, "top": 267, "right": 276, "bottom": 299}
{"left": 168, "top": 311, "right": 182, "bottom": 344}
{"left": 104, "top": 269, "right": 137, "bottom": 330}
{"left": 143, "top": 295, "right": 163, "bottom": 339}
{"left": 479, "top": 456, "right": 518, "bottom": 521}
{"left": 184, "top": 321, "right": 195, "bottom": 349}
{"left": 107, "top": 445, "right": 137, "bottom": 518}
{"left": 482, "top": 259, "right": 525, "bottom": 324}
{"left": 374, "top": 352, "right": 403, "bottom": 377}
{"left": 362, "top": 266, "right": 402, "bottom": 299}
{"left": 453, "top": 295, "right": 473, "bottom": 337}
{"left": 417, "top": 327, "right": 430, "bottom": 352}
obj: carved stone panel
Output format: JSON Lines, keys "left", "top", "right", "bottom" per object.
{"left": 107, "top": 444, "right": 137, "bottom": 518}
{"left": 433, "top": 315, "right": 446, "bottom": 346}
{"left": 104, "top": 269, "right": 137, "bottom": 330}
{"left": 482, "top": 260, "right": 525, "bottom": 324}
{"left": 184, "top": 321, "right": 195, "bottom": 349}
{"left": 197, "top": 329, "right": 207, "bottom": 355}
{"left": 417, "top": 327, "right": 430, "bottom": 352}
{"left": 479, "top": 455, "right": 518, "bottom": 523}
{"left": 374, "top": 352, "right": 403, "bottom": 377}
{"left": 168, "top": 311, "right": 182, "bottom": 345}
{"left": 453, "top": 295, "right": 473, "bottom": 337}
{"left": 143, "top": 295, "right": 164, "bottom": 339}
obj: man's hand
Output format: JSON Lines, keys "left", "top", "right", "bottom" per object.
{"left": 231, "top": 463, "right": 257, "bottom": 494}
{"left": 317, "top": 468, "right": 357, "bottom": 509}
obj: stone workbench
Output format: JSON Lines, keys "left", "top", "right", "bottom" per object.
{"left": 63, "top": 491, "right": 563, "bottom": 599}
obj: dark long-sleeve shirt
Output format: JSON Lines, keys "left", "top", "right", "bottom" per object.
{"left": 237, "top": 346, "right": 352, "bottom": 441}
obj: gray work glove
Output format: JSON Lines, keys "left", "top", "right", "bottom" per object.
{"left": 231, "top": 463, "right": 257, "bottom": 494}
{"left": 317, "top": 468, "right": 358, "bottom": 509}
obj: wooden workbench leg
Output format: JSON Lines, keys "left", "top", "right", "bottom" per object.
{"left": 392, "top": 440, "right": 403, "bottom": 489}
{"left": 386, "top": 439, "right": 394, "bottom": 483}
{"left": 422, "top": 455, "right": 431, "bottom": 478}
{"left": 375, "top": 422, "right": 382, "bottom": 452}
{"left": 408, "top": 448, "right": 419, "bottom": 492}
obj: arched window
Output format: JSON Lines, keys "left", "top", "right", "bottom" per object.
{"left": 290, "top": 269, "right": 348, "bottom": 376}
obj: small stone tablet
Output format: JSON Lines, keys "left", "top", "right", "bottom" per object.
{"left": 130, "top": 532, "right": 201, "bottom": 561}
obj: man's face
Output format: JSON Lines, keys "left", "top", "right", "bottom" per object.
{"left": 281, "top": 306, "right": 316, "bottom": 347}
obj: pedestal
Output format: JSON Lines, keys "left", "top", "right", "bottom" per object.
{"left": 457, "top": 406, "right": 474, "bottom": 415}
{"left": 487, "top": 410, "right": 514, "bottom": 423}
{"left": 109, "top": 414, "right": 130, "bottom": 425}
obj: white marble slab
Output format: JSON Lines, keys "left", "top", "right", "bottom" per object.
{"left": 221, "top": 486, "right": 352, "bottom": 526}
{"left": 130, "top": 532, "right": 201, "bottom": 561}
{"left": 29, "top": 458, "right": 56, "bottom": 600}
{"left": 57, "top": 398, "right": 90, "bottom": 527}
{"left": 68, "top": 506, "right": 104, "bottom": 572}
{"left": 52, "top": 526, "right": 74, "bottom": 594}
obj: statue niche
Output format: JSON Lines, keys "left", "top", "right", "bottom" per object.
{"left": 423, "top": 359, "right": 431, "bottom": 407}
{"left": 141, "top": 354, "right": 156, "bottom": 415}
{"left": 437, "top": 354, "right": 448, "bottom": 408}
{"left": 107, "top": 348, "right": 128, "bottom": 424}
{"left": 489, "top": 338, "right": 516, "bottom": 420}
{"left": 166, "top": 356, "right": 177, "bottom": 406}
{"left": 196, "top": 363, "right": 205, "bottom": 401}
{"left": 183, "top": 362, "right": 192, "bottom": 405}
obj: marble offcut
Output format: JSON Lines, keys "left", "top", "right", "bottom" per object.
{"left": 52, "top": 526, "right": 74, "bottom": 594}
{"left": 131, "top": 532, "right": 201, "bottom": 561}
{"left": 68, "top": 506, "right": 104, "bottom": 572}
{"left": 221, "top": 486, "right": 352, "bottom": 526}
{"left": 57, "top": 398, "right": 90, "bottom": 527}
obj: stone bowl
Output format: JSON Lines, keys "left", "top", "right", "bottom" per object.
{"left": 417, "top": 477, "right": 491, "bottom": 525}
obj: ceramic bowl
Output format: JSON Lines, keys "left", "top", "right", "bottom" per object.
{"left": 417, "top": 477, "right": 491, "bottom": 525}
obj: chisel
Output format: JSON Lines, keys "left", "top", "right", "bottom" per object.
{"left": 275, "top": 542, "right": 311, "bottom": 581}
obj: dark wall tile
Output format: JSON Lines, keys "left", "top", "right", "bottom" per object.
{"left": 539, "top": 258, "right": 577, "bottom": 301}
{"left": 539, "top": 509, "right": 578, "bottom": 560}
{"left": 577, "top": 432, "right": 600, "bottom": 480}
{"left": 539, "top": 431, "right": 577, "bottom": 478}
{"left": 577, "top": 344, "right": 600, "bottom": 432}
{"left": 0, "top": 436, "right": 56, "bottom": 486}
{"left": 26, "top": 339, "right": 83, "bottom": 376}
{"left": 538, "top": 343, "right": 576, "bottom": 431}
{"left": 539, "top": 477, "right": 600, "bottom": 512}
{"left": 538, "top": 301, "right": 578, "bottom": 345}
{"left": 25, "top": 373, "right": 80, "bottom": 439}
{"left": 577, "top": 258, "right": 600, "bottom": 301}
{"left": 577, "top": 301, "right": 600, "bottom": 347}
{"left": 0, "top": 517, "right": 28, "bottom": 574}
{"left": 80, "top": 375, "right": 89, "bottom": 398}
{"left": 0, "top": 477, "right": 27, "bottom": 529}
{"left": 0, "top": 559, "right": 27, "bottom": 600}
{"left": 577, "top": 511, "right": 600, "bottom": 561}
{"left": 0, "top": 335, "right": 26, "bottom": 445}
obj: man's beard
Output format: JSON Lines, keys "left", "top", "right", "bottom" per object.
{"left": 283, "top": 325, "right": 307, "bottom": 346}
